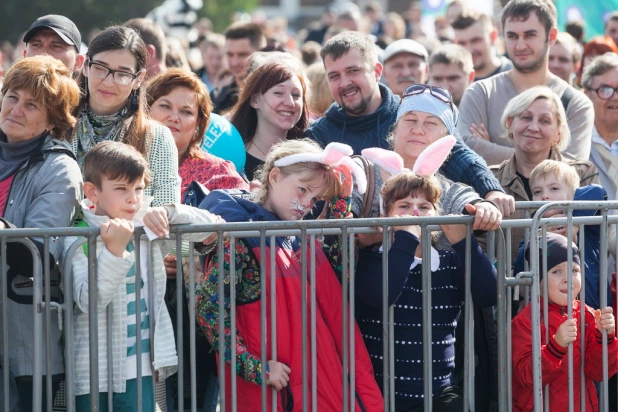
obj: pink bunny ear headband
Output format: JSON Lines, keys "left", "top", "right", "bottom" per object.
{"left": 361, "top": 135, "right": 456, "bottom": 214}
{"left": 273, "top": 142, "right": 367, "bottom": 194}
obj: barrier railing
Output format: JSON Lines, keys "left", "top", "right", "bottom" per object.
{"left": 0, "top": 201, "right": 617, "bottom": 411}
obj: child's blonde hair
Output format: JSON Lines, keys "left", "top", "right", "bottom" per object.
{"left": 254, "top": 139, "right": 343, "bottom": 204}
{"left": 529, "top": 160, "right": 579, "bottom": 195}
{"left": 381, "top": 172, "right": 443, "bottom": 216}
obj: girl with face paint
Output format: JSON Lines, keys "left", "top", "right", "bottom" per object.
{"left": 195, "top": 139, "right": 384, "bottom": 411}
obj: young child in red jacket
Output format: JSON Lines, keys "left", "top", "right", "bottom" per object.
{"left": 511, "top": 233, "right": 618, "bottom": 411}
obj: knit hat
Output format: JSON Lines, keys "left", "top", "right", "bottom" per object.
{"left": 524, "top": 233, "right": 581, "bottom": 279}
{"left": 397, "top": 88, "right": 459, "bottom": 136}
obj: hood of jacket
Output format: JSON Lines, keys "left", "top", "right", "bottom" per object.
{"left": 199, "top": 190, "right": 279, "bottom": 223}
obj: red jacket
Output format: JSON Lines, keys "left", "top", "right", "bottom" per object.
{"left": 511, "top": 299, "right": 618, "bottom": 412}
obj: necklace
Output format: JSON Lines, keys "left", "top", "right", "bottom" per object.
{"left": 250, "top": 140, "right": 269, "bottom": 157}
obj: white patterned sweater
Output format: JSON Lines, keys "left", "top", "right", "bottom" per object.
{"left": 63, "top": 198, "right": 219, "bottom": 395}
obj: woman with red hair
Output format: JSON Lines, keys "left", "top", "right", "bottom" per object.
{"left": 576, "top": 36, "right": 618, "bottom": 86}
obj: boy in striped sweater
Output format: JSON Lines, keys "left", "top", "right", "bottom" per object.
{"left": 64, "top": 141, "right": 222, "bottom": 411}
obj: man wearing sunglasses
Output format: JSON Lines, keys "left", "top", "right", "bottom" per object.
{"left": 307, "top": 31, "right": 515, "bottom": 217}
{"left": 458, "top": 0, "right": 593, "bottom": 167}
{"left": 23, "top": 14, "right": 84, "bottom": 75}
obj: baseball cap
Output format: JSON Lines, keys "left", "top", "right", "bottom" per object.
{"left": 383, "top": 39, "right": 428, "bottom": 63}
{"left": 23, "top": 15, "right": 81, "bottom": 51}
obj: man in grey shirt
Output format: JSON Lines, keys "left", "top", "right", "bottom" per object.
{"left": 458, "top": 0, "right": 593, "bottom": 166}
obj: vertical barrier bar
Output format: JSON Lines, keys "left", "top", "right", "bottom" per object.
{"left": 63, "top": 239, "right": 87, "bottom": 412}
{"left": 349, "top": 231, "right": 356, "bottom": 410}
{"left": 463, "top": 224, "right": 474, "bottom": 411}
{"left": 341, "top": 227, "right": 349, "bottom": 412}
{"left": 381, "top": 224, "right": 390, "bottom": 411}
{"left": 496, "top": 229, "right": 508, "bottom": 412}
{"left": 217, "top": 232, "right": 226, "bottom": 412}
{"left": 578, "top": 224, "right": 586, "bottom": 412}
{"left": 600, "top": 210, "right": 610, "bottom": 411}
{"left": 270, "top": 236, "right": 277, "bottom": 412}
{"left": 529, "top": 218, "right": 543, "bottom": 412}
{"left": 387, "top": 230, "right": 395, "bottom": 411}
{"left": 421, "top": 225, "right": 433, "bottom": 411}
{"left": 107, "top": 302, "right": 113, "bottom": 411}
{"left": 43, "top": 238, "right": 52, "bottom": 412}
{"left": 87, "top": 234, "right": 99, "bottom": 411}
{"left": 506, "top": 227, "right": 513, "bottom": 412}
{"left": 524, "top": 209, "right": 532, "bottom": 306}
{"left": 1, "top": 238, "right": 9, "bottom": 412}
{"left": 229, "top": 237, "right": 237, "bottom": 412}
{"left": 542, "top": 225, "right": 550, "bottom": 412}
{"left": 147, "top": 241, "right": 157, "bottom": 408}
{"left": 301, "top": 229, "right": 308, "bottom": 412}
{"left": 134, "top": 235, "right": 142, "bottom": 412}
{"left": 176, "top": 235, "right": 184, "bottom": 412}
{"left": 310, "top": 234, "right": 317, "bottom": 412}
{"left": 566, "top": 211, "right": 574, "bottom": 412}
{"left": 188, "top": 241, "right": 198, "bottom": 412}
{"left": 259, "top": 231, "right": 267, "bottom": 412}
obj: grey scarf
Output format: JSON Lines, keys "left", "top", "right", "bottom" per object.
{"left": 0, "top": 130, "right": 48, "bottom": 181}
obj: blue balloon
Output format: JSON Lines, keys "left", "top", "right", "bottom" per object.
{"left": 202, "top": 113, "right": 246, "bottom": 172}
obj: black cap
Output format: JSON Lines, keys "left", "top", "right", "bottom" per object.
{"left": 23, "top": 15, "right": 81, "bottom": 51}
{"left": 525, "top": 233, "right": 581, "bottom": 279}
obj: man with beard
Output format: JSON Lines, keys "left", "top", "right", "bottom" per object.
{"left": 306, "top": 31, "right": 514, "bottom": 211}
{"left": 381, "top": 39, "right": 428, "bottom": 97}
{"left": 458, "top": 0, "right": 593, "bottom": 166}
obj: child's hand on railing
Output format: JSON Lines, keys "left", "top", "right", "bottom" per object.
{"left": 392, "top": 215, "right": 422, "bottom": 239}
{"left": 466, "top": 203, "right": 502, "bottom": 231}
{"left": 100, "top": 219, "right": 134, "bottom": 258}
{"left": 554, "top": 318, "right": 578, "bottom": 348}
{"left": 595, "top": 307, "right": 615, "bottom": 335}
{"left": 266, "top": 360, "right": 291, "bottom": 391}
{"left": 144, "top": 207, "right": 170, "bottom": 238}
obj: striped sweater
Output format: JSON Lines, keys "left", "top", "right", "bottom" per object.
{"left": 63, "top": 198, "right": 219, "bottom": 395}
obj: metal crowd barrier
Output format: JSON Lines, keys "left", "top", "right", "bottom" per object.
{"left": 0, "top": 201, "right": 617, "bottom": 411}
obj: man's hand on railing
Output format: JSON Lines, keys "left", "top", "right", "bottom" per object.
{"left": 485, "top": 191, "right": 515, "bottom": 217}
{"left": 0, "top": 221, "right": 4, "bottom": 229}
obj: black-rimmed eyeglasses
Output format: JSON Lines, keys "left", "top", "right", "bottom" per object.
{"left": 403, "top": 84, "right": 455, "bottom": 112}
{"left": 87, "top": 61, "right": 140, "bottom": 86}
{"left": 586, "top": 86, "right": 618, "bottom": 100}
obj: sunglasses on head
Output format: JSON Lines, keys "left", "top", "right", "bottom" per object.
{"left": 403, "top": 84, "right": 454, "bottom": 112}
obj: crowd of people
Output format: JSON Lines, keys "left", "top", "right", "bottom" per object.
{"left": 2, "top": 0, "right": 618, "bottom": 411}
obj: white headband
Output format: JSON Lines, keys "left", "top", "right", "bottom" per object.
{"left": 273, "top": 142, "right": 367, "bottom": 194}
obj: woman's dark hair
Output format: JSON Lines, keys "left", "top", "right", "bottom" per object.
{"left": 72, "top": 25, "right": 151, "bottom": 155}
{"left": 230, "top": 62, "right": 308, "bottom": 143}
